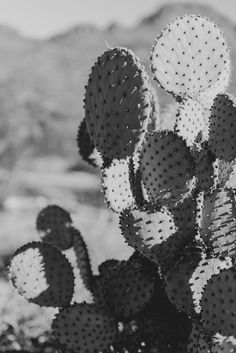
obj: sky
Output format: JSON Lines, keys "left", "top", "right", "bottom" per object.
{"left": 0, "top": 0, "right": 236, "bottom": 39}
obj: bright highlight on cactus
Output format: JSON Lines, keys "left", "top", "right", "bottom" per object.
{"left": 150, "top": 15, "right": 230, "bottom": 99}
{"left": 101, "top": 157, "right": 136, "bottom": 212}
{"left": 8, "top": 13, "right": 236, "bottom": 353}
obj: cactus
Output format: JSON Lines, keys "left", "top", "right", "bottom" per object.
{"left": 8, "top": 13, "right": 236, "bottom": 353}
{"left": 84, "top": 47, "right": 151, "bottom": 159}
{"left": 77, "top": 117, "right": 100, "bottom": 167}
{"left": 150, "top": 15, "right": 230, "bottom": 100}
{"left": 174, "top": 97, "right": 205, "bottom": 146}
{"left": 209, "top": 94, "right": 236, "bottom": 161}
{"left": 201, "top": 268, "right": 236, "bottom": 337}
{"left": 139, "top": 130, "right": 195, "bottom": 203}
{"left": 53, "top": 303, "right": 118, "bottom": 352}
{"left": 101, "top": 157, "right": 136, "bottom": 212}
{"left": 9, "top": 241, "right": 75, "bottom": 307}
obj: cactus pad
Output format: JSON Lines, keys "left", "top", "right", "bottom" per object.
{"left": 101, "top": 158, "right": 136, "bottom": 212}
{"left": 120, "top": 206, "right": 178, "bottom": 266}
{"left": 85, "top": 47, "right": 151, "bottom": 159}
{"left": 174, "top": 98, "right": 205, "bottom": 146}
{"left": 187, "top": 322, "right": 210, "bottom": 353}
{"left": 189, "top": 257, "right": 232, "bottom": 313}
{"left": 36, "top": 205, "right": 72, "bottom": 232}
{"left": 104, "top": 259, "right": 155, "bottom": 318}
{"left": 120, "top": 205, "right": 177, "bottom": 248}
{"left": 201, "top": 267, "right": 236, "bottom": 337}
{"left": 209, "top": 94, "right": 236, "bottom": 161}
{"left": 36, "top": 205, "right": 73, "bottom": 250}
{"left": 212, "top": 334, "right": 236, "bottom": 353}
{"left": 53, "top": 303, "right": 118, "bottom": 352}
{"left": 200, "top": 188, "right": 236, "bottom": 257}
{"left": 164, "top": 251, "right": 201, "bottom": 315}
{"left": 170, "top": 195, "right": 198, "bottom": 239}
{"left": 216, "top": 159, "right": 235, "bottom": 187}
{"left": 9, "top": 242, "right": 74, "bottom": 307}
{"left": 195, "top": 147, "right": 218, "bottom": 193}
{"left": 77, "top": 118, "right": 98, "bottom": 167}
{"left": 197, "top": 57, "right": 231, "bottom": 109}
{"left": 140, "top": 131, "right": 195, "bottom": 203}
{"left": 71, "top": 227, "right": 93, "bottom": 291}
{"left": 151, "top": 15, "right": 229, "bottom": 99}
{"left": 98, "top": 259, "right": 120, "bottom": 276}
{"left": 148, "top": 84, "right": 160, "bottom": 131}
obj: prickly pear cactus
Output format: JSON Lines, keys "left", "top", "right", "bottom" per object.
{"left": 9, "top": 13, "right": 236, "bottom": 353}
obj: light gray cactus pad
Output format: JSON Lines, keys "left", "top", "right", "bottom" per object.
{"left": 101, "top": 158, "right": 136, "bottom": 212}
{"left": 189, "top": 257, "right": 232, "bottom": 313}
{"left": 174, "top": 97, "right": 205, "bottom": 146}
{"left": 151, "top": 14, "right": 229, "bottom": 99}
{"left": 200, "top": 188, "right": 236, "bottom": 257}
{"left": 120, "top": 205, "right": 177, "bottom": 260}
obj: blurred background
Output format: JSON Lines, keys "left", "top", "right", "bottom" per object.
{"left": 0, "top": 0, "right": 236, "bottom": 350}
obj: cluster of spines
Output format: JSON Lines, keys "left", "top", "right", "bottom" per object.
{"left": 9, "top": 13, "right": 236, "bottom": 353}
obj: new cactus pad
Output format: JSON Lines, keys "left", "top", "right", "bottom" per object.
{"left": 8, "top": 13, "right": 236, "bottom": 353}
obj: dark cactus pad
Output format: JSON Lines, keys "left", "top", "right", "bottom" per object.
{"left": 77, "top": 117, "right": 99, "bottom": 167}
{"left": 209, "top": 94, "right": 236, "bottom": 161}
{"left": 71, "top": 227, "right": 93, "bottom": 292}
{"left": 140, "top": 130, "right": 195, "bottom": 203}
{"left": 85, "top": 47, "right": 151, "bottom": 159}
{"left": 36, "top": 205, "right": 73, "bottom": 250}
{"left": 53, "top": 303, "right": 118, "bottom": 352}
{"left": 201, "top": 267, "right": 236, "bottom": 337}
{"left": 104, "top": 259, "right": 155, "bottom": 319}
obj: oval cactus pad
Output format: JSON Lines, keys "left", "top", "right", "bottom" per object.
{"left": 85, "top": 47, "right": 151, "bottom": 159}
{"left": 9, "top": 242, "right": 74, "bottom": 307}
{"left": 53, "top": 303, "right": 118, "bottom": 352}
{"left": 140, "top": 131, "right": 195, "bottom": 202}
{"left": 151, "top": 15, "right": 229, "bottom": 99}
{"left": 209, "top": 94, "right": 236, "bottom": 161}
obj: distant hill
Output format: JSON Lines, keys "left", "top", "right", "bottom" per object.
{"left": 0, "top": 3, "right": 236, "bottom": 166}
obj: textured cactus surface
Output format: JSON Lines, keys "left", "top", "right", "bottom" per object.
{"left": 84, "top": 47, "right": 151, "bottom": 159}
{"left": 150, "top": 15, "right": 230, "bottom": 99}
{"left": 8, "top": 13, "right": 236, "bottom": 353}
